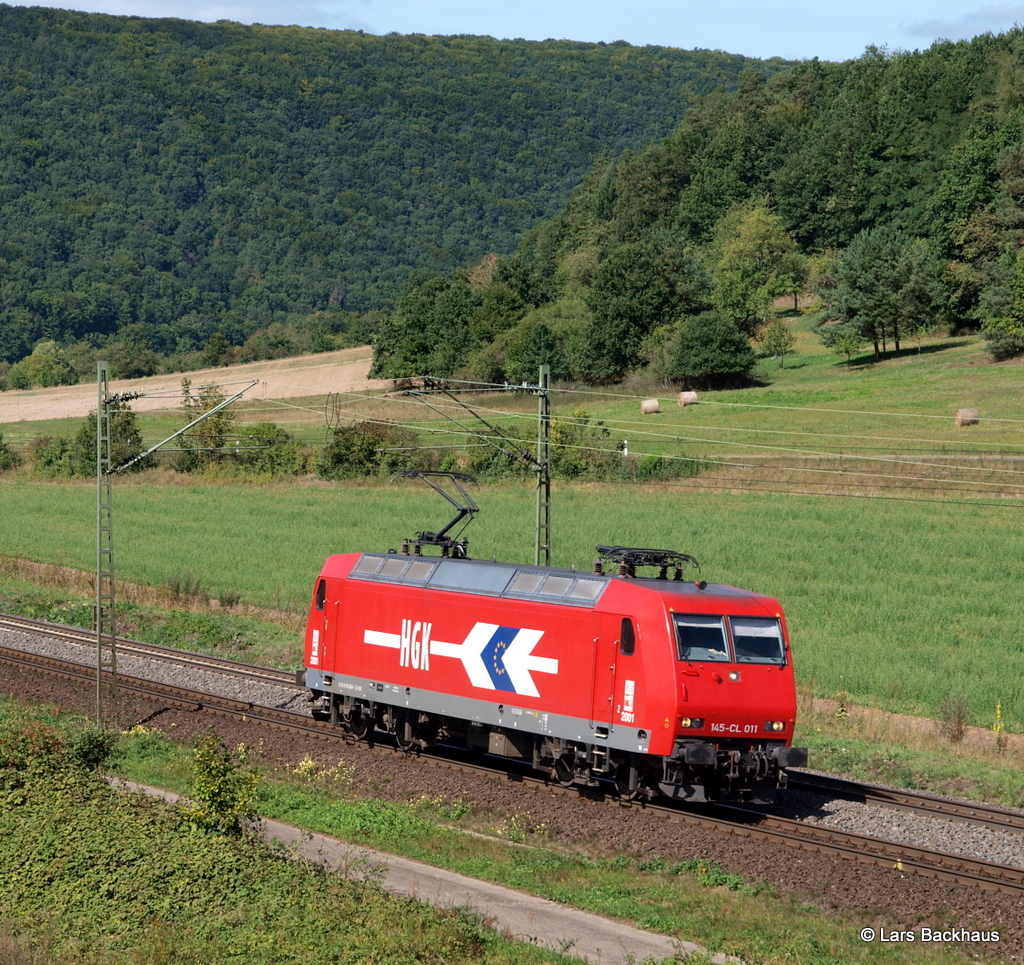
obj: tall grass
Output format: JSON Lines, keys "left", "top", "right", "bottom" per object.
{"left": 0, "top": 476, "right": 1021, "bottom": 732}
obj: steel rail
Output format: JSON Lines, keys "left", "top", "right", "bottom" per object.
{"left": 789, "top": 770, "right": 1024, "bottom": 833}
{"left": 0, "top": 613, "right": 299, "bottom": 687}
{"left": 0, "top": 645, "right": 331, "bottom": 740}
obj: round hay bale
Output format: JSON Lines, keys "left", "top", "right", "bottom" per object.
{"left": 641, "top": 398, "right": 661, "bottom": 415}
{"left": 678, "top": 391, "right": 698, "bottom": 406}
{"left": 955, "top": 408, "right": 980, "bottom": 427}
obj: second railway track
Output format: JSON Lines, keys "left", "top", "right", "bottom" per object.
{"left": 0, "top": 613, "right": 299, "bottom": 688}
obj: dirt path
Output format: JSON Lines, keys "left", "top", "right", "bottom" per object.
{"left": 0, "top": 348, "right": 390, "bottom": 424}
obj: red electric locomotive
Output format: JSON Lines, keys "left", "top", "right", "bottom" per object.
{"left": 302, "top": 541, "right": 807, "bottom": 802}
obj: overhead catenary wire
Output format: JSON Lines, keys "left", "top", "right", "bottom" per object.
{"left": 149, "top": 392, "right": 1024, "bottom": 474}
{"left": 31, "top": 370, "right": 1020, "bottom": 507}
{"left": 303, "top": 385, "right": 1024, "bottom": 488}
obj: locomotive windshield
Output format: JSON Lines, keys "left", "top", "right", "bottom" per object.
{"left": 674, "top": 614, "right": 730, "bottom": 662}
{"left": 673, "top": 614, "right": 786, "bottom": 665}
{"left": 730, "top": 616, "right": 786, "bottom": 664}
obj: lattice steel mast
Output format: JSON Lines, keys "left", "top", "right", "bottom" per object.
{"left": 95, "top": 362, "right": 116, "bottom": 726}
{"left": 534, "top": 364, "right": 551, "bottom": 566}
{"left": 94, "top": 371, "right": 257, "bottom": 726}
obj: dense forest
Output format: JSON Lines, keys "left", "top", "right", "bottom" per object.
{"left": 0, "top": 3, "right": 788, "bottom": 378}
{"left": 372, "top": 31, "right": 1024, "bottom": 385}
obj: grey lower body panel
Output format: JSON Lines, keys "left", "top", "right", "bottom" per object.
{"left": 304, "top": 667, "right": 651, "bottom": 755}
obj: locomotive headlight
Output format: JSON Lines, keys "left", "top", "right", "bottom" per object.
{"left": 679, "top": 717, "right": 705, "bottom": 729}
{"left": 728, "top": 671, "right": 741, "bottom": 682}
{"left": 765, "top": 720, "right": 785, "bottom": 732}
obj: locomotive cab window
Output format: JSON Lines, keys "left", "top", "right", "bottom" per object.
{"left": 620, "top": 618, "right": 635, "bottom": 656}
{"left": 314, "top": 579, "right": 326, "bottom": 611}
{"left": 673, "top": 614, "right": 729, "bottom": 662}
{"left": 730, "top": 616, "right": 786, "bottom": 664}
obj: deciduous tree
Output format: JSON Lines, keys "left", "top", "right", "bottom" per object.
{"left": 710, "top": 204, "right": 805, "bottom": 335}
{"left": 759, "top": 318, "right": 797, "bottom": 368}
{"left": 667, "top": 311, "right": 757, "bottom": 389}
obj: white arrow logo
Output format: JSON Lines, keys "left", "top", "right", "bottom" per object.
{"left": 365, "top": 621, "right": 558, "bottom": 697}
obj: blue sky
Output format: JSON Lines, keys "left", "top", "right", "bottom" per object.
{"left": 17, "top": 1, "right": 1024, "bottom": 61}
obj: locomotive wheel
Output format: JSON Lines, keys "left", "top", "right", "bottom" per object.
{"left": 553, "top": 755, "right": 575, "bottom": 788}
{"left": 341, "top": 708, "right": 369, "bottom": 740}
{"left": 614, "top": 762, "right": 640, "bottom": 801}
{"left": 394, "top": 713, "right": 417, "bottom": 752}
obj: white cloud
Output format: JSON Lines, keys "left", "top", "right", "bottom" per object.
{"left": 902, "top": 4, "right": 1024, "bottom": 42}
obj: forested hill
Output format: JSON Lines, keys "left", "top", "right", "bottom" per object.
{"left": 0, "top": 4, "right": 790, "bottom": 369}
{"left": 371, "top": 30, "right": 1024, "bottom": 385}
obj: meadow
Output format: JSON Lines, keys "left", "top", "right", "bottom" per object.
{"left": 1, "top": 329, "right": 1023, "bottom": 734}
{"left": 0, "top": 473, "right": 1022, "bottom": 734}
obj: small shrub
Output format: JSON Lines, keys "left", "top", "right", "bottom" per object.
{"left": 938, "top": 696, "right": 968, "bottom": 744}
{"left": 984, "top": 328, "right": 1024, "bottom": 361}
{"left": 28, "top": 436, "right": 76, "bottom": 478}
{"left": 180, "top": 734, "right": 259, "bottom": 836}
{"left": 316, "top": 421, "right": 423, "bottom": 479}
{"left": 465, "top": 428, "right": 532, "bottom": 478}
{"left": 166, "top": 572, "right": 209, "bottom": 603}
{"left": 70, "top": 728, "right": 118, "bottom": 770}
{"left": 0, "top": 434, "right": 21, "bottom": 472}
{"left": 0, "top": 721, "right": 66, "bottom": 771}
{"left": 231, "top": 422, "right": 306, "bottom": 477}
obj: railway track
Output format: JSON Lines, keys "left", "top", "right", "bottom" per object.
{"left": 790, "top": 770, "right": 1024, "bottom": 834}
{"left": 0, "top": 642, "right": 322, "bottom": 737}
{"left": 3, "top": 617, "right": 1024, "bottom": 897}
{"left": 0, "top": 613, "right": 299, "bottom": 688}
{"left": 703, "top": 800, "right": 1024, "bottom": 896}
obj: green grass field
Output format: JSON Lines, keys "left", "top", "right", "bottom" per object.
{"left": 0, "top": 476, "right": 1021, "bottom": 733}
{"left": 2, "top": 329, "right": 1023, "bottom": 733}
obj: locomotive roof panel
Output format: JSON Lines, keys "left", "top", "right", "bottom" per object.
{"left": 347, "top": 552, "right": 612, "bottom": 608}
{"left": 327, "top": 552, "right": 780, "bottom": 614}
{"left": 633, "top": 577, "right": 779, "bottom": 603}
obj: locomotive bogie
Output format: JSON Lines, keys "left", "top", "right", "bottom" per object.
{"left": 303, "top": 550, "right": 807, "bottom": 802}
